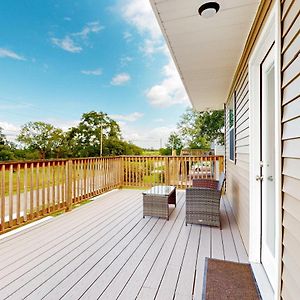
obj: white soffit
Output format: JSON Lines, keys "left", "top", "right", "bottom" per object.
{"left": 150, "top": 0, "right": 260, "bottom": 111}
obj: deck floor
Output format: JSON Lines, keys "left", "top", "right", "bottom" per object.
{"left": 0, "top": 189, "right": 248, "bottom": 300}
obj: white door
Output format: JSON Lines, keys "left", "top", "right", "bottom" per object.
{"left": 261, "top": 46, "right": 276, "bottom": 289}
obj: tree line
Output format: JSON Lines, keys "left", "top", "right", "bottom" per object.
{"left": 0, "top": 109, "right": 224, "bottom": 161}
{"left": 159, "top": 108, "right": 224, "bottom": 155}
{"left": 0, "top": 111, "right": 143, "bottom": 161}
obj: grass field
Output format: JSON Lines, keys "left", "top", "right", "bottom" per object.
{"left": 1, "top": 166, "right": 68, "bottom": 196}
{"left": 142, "top": 150, "right": 160, "bottom": 156}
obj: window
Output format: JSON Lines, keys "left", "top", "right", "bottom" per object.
{"left": 228, "top": 93, "right": 235, "bottom": 162}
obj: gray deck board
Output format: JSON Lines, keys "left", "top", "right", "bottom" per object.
{"left": 0, "top": 189, "right": 131, "bottom": 263}
{"left": 174, "top": 225, "right": 201, "bottom": 299}
{"left": 1, "top": 193, "right": 139, "bottom": 281}
{"left": 0, "top": 190, "right": 248, "bottom": 300}
{"left": 102, "top": 194, "right": 185, "bottom": 300}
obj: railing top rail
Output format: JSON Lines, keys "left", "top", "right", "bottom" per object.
{"left": 0, "top": 156, "right": 121, "bottom": 168}
{"left": 0, "top": 154, "right": 224, "bottom": 168}
{"left": 120, "top": 155, "right": 224, "bottom": 159}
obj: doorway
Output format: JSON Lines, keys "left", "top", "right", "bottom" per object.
{"left": 248, "top": 8, "right": 279, "bottom": 293}
{"left": 260, "top": 46, "right": 276, "bottom": 288}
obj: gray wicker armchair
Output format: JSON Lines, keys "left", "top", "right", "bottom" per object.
{"left": 186, "top": 173, "right": 225, "bottom": 227}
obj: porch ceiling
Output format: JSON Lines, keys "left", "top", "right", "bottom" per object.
{"left": 150, "top": 0, "right": 260, "bottom": 111}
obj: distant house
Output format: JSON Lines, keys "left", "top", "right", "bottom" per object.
{"left": 180, "top": 149, "right": 214, "bottom": 156}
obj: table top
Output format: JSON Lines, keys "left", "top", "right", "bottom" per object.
{"left": 143, "top": 185, "right": 175, "bottom": 196}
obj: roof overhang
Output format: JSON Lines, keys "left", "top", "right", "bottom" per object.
{"left": 150, "top": 0, "right": 260, "bottom": 111}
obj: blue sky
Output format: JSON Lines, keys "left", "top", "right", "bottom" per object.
{"left": 0, "top": 0, "right": 190, "bottom": 148}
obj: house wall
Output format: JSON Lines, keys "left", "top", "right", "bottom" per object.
{"left": 225, "top": 0, "right": 300, "bottom": 297}
{"left": 281, "top": 0, "right": 300, "bottom": 299}
{"left": 225, "top": 66, "right": 250, "bottom": 252}
{"left": 225, "top": 1, "right": 274, "bottom": 253}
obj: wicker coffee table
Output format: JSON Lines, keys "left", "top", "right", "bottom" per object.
{"left": 142, "top": 186, "right": 176, "bottom": 220}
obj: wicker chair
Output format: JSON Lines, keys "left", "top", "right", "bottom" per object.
{"left": 185, "top": 173, "right": 225, "bottom": 227}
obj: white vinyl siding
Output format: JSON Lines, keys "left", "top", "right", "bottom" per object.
{"left": 281, "top": 0, "right": 300, "bottom": 298}
{"left": 226, "top": 67, "right": 250, "bottom": 252}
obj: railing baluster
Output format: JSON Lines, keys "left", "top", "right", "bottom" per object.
{"left": 1, "top": 165, "right": 6, "bottom": 232}
{"left": 30, "top": 163, "right": 34, "bottom": 220}
{"left": 52, "top": 161, "right": 56, "bottom": 210}
{"left": 9, "top": 164, "right": 13, "bottom": 227}
{"left": 42, "top": 162, "right": 45, "bottom": 215}
{"left": 24, "top": 163, "right": 28, "bottom": 221}
{"left": 36, "top": 162, "right": 40, "bottom": 217}
{"left": 47, "top": 162, "right": 51, "bottom": 212}
{"left": 16, "top": 163, "right": 21, "bottom": 224}
{"left": 125, "top": 157, "right": 128, "bottom": 187}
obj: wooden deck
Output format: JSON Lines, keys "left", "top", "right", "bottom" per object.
{"left": 0, "top": 189, "right": 248, "bottom": 300}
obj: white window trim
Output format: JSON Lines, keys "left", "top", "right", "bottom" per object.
{"left": 228, "top": 93, "right": 235, "bottom": 163}
{"left": 248, "top": 4, "right": 282, "bottom": 300}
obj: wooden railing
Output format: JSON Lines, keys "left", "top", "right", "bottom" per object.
{"left": 122, "top": 155, "right": 224, "bottom": 188}
{"left": 0, "top": 157, "right": 121, "bottom": 233}
{"left": 0, "top": 155, "right": 224, "bottom": 233}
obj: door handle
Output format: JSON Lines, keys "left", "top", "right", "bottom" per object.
{"left": 256, "top": 175, "right": 263, "bottom": 181}
{"left": 267, "top": 176, "right": 273, "bottom": 181}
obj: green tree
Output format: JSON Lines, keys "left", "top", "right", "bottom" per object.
{"left": 67, "top": 111, "right": 122, "bottom": 157}
{"left": 178, "top": 108, "right": 224, "bottom": 148}
{"left": 166, "top": 132, "right": 183, "bottom": 155}
{"left": 0, "top": 127, "right": 16, "bottom": 161}
{"left": 0, "top": 127, "right": 6, "bottom": 145}
{"left": 17, "top": 121, "right": 64, "bottom": 159}
{"left": 123, "top": 141, "right": 143, "bottom": 155}
{"left": 159, "top": 147, "right": 172, "bottom": 156}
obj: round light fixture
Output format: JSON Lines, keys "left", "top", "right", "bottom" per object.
{"left": 198, "top": 2, "right": 220, "bottom": 18}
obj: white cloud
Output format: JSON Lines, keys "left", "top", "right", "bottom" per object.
{"left": 154, "top": 118, "right": 164, "bottom": 123}
{"left": 0, "top": 119, "right": 81, "bottom": 142}
{"left": 81, "top": 68, "right": 102, "bottom": 76}
{"left": 120, "top": 122, "right": 175, "bottom": 149}
{"left": 119, "top": 0, "right": 190, "bottom": 108}
{"left": 120, "top": 0, "right": 167, "bottom": 56}
{"left": 146, "top": 59, "right": 189, "bottom": 108}
{"left": 51, "top": 21, "right": 103, "bottom": 53}
{"left": 73, "top": 22, "right": 104, "bottom": 39}
{"left": 51, "top": 36, "right": 82, "bottom": 53}
{"left": 0, "top": 121, "right": 20, "bottom": 141}
{"left": 110, "top": 112, "right": 143, "bottom": 122}
{"left": 45, "top": 118, "right": 79, "bottom": 131}
{"left": 0, "top": 48, "right": 26, "bottom": 61}
{"left": 0, "top": 103, "right": 32, "bottom": 110}
{"left": 139, "top": 39, "right": 167, "bottom": 56}
{"left": 0, "top": 121, "right": 20, "bottom": 132}
{"left": 123, "top": 31, "right": 133, "bottom": 42}
{"left": 120, "top": 56, "right": 133, "bottom": 66}
{"left": 120, "top": 0, "right": 161, "bottom": 39}
{"left": 111, "top": 73, "right": 131, "bottom": 86}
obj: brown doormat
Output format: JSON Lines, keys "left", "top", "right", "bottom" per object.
{"left": 202, "top": 258, "right": 262, "bottom": 300}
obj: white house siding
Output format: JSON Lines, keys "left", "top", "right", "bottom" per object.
{"left": 281, "top": 0, "right": 300, "bottom": 298}
{"left": 226, "top": 66, "right": 250, "bottom": 252}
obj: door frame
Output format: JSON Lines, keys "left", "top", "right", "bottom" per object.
{"left": 248, "top": 4, "right": 282, "bottom": 298}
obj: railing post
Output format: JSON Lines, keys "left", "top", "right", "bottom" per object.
{"left": 120, "top": 156, "right": 124, "bottom": 188}
{"left": 1, "top": 165, "right": 5, "bottom": 232}
{"left": 165, "top": 157, "right": 170, "bottom": 186}
{"left": 65, "top": 160, "right": 73, "bottom": 212}
{"left": 213, "top": 156, "right": 217, "bottom": 180}
{"left": 219, "top": 156, "right": 224, "bottom": 176}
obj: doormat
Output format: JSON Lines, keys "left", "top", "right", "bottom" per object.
{"left": 202, "top": 258, "right": 262, "bottom": 300}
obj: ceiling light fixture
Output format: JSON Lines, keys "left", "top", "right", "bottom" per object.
{"left": 198, "top": 2, "right": 220, "bottom": 18}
